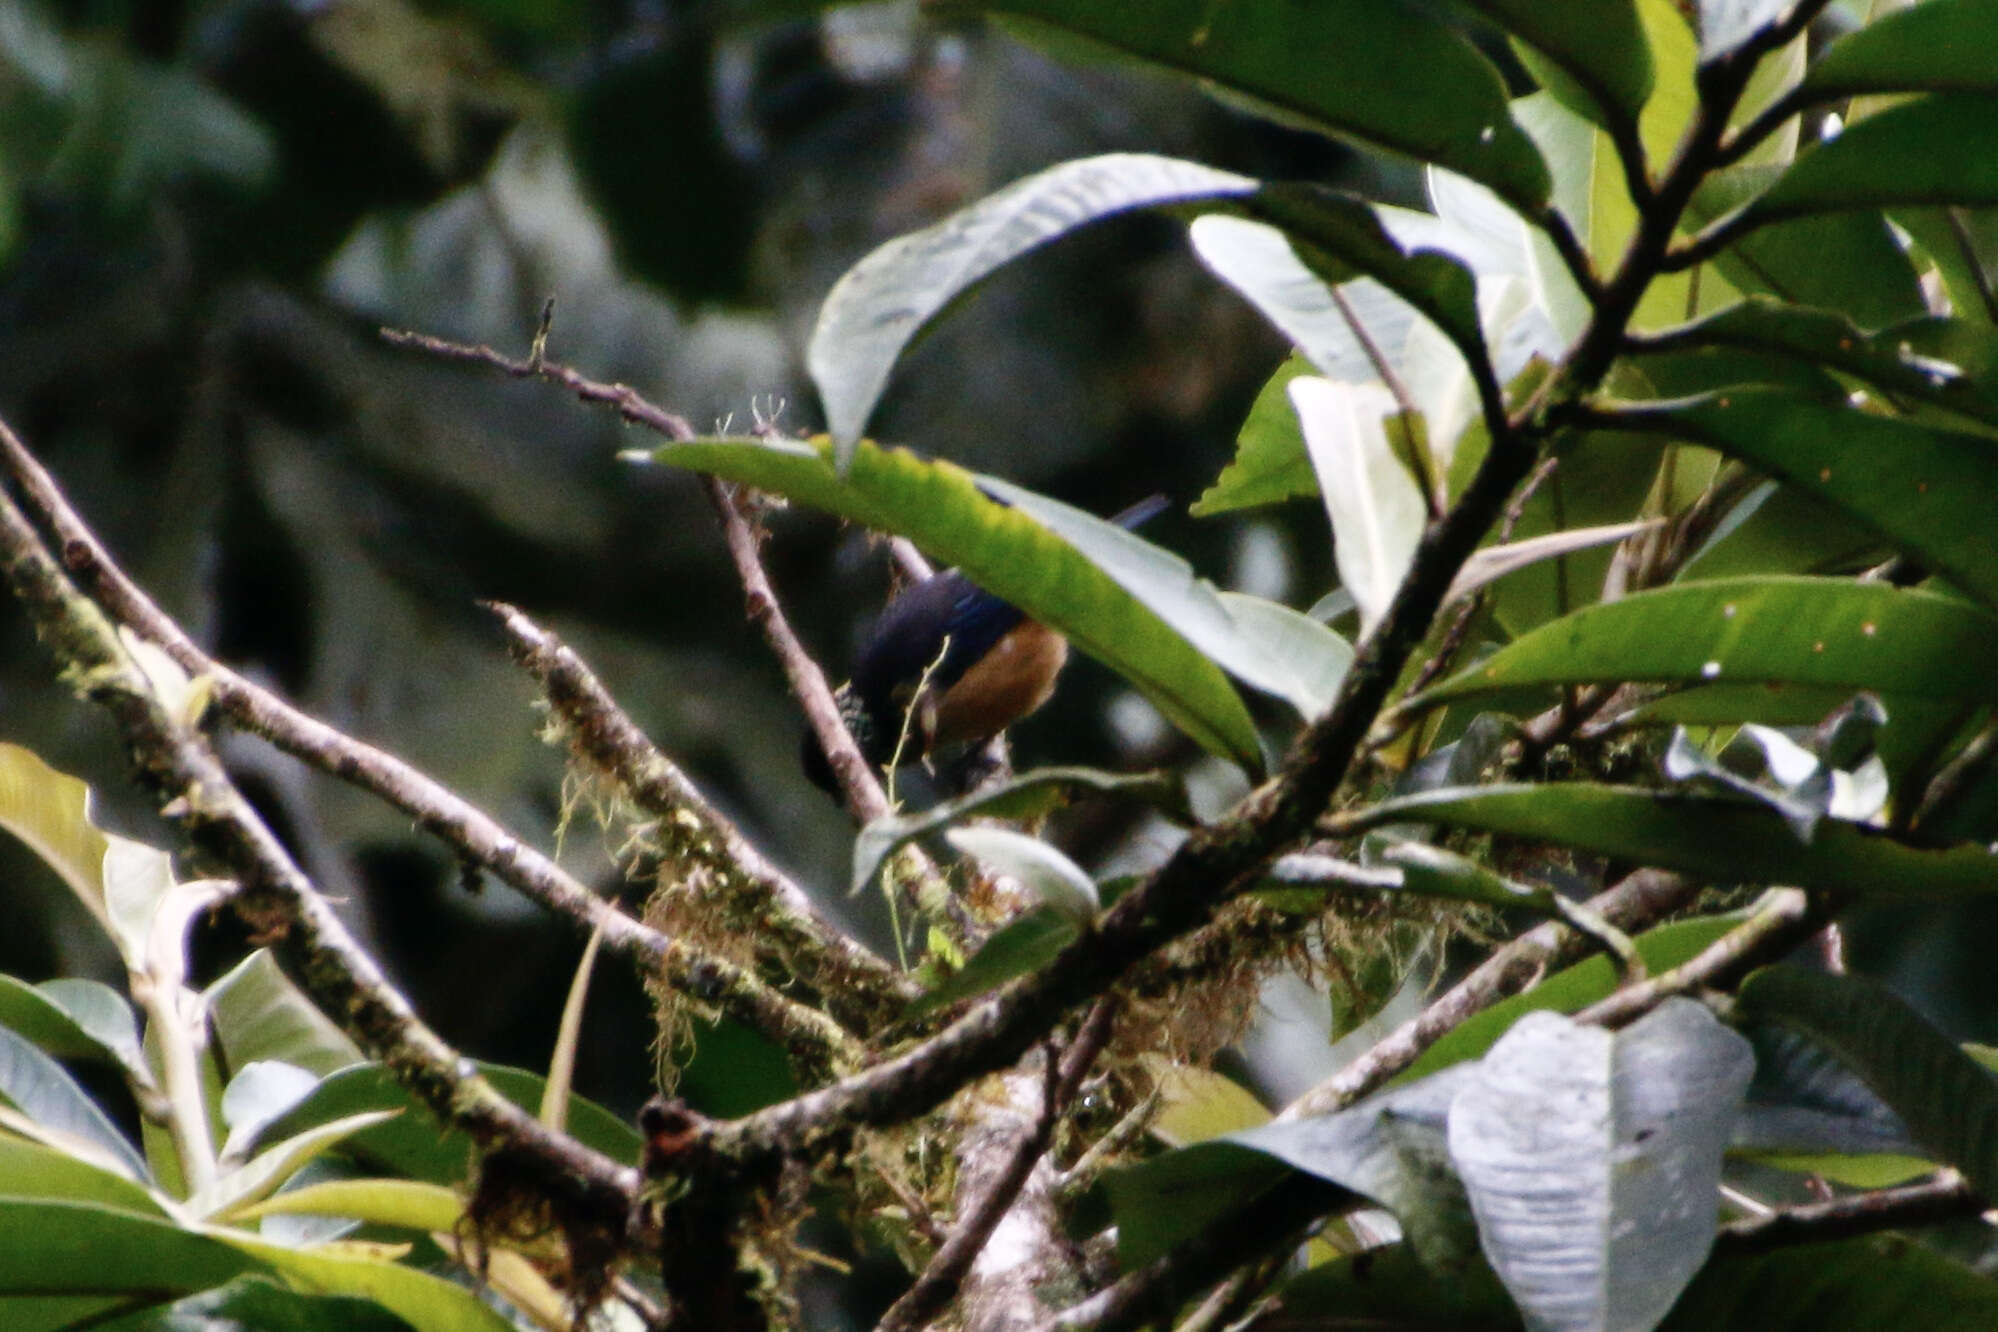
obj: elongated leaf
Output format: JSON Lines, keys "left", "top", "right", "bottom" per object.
{"left": 0, "top": 1200, "right": 264, "bottom": 1320}
{"left": 192, "top": 1110, "right": 400, "bottom": 1221}
{"left": 1798, "top": 0, "right": 1998, "bottom": 102}
{"left": 1663, "top": 1236, "right": 1998, "bottom": 1331}
{"left": 0, "top": 1024, "right": 150, "bottom": 1181}
{"left": 631, "top": 436, "right": 1264, "bottom": 770}
{"left": 1461, "top": 0, "right": 1651, "bottom": 131}
{"left": 1212, "top": 591, "right": 1354, "bottom": 719}
{"left": 986, "top": 0, "right": 1550, "bottom": 210}
{"left": 979, "top": 476, "right": 1343, "bottom": 729}
{"left": 210, "top": 1230, "right": 513, "bottom": 1332}
{"left": 233, "top": 1177, "right": 464, "bottom": 1233}
{"left": 1734, "top": 1022, "right": 1919, "bottom": 1164}
{"left": 1634, "top": 300, "right": 1998, "bottom": 430}
{"left": 1240, "top": 186, "right": 1487, "bottom": 366}
{"left": 0, "top": 977, "right": 141, "bottom": 1079}
{"left": 1340, "top": 783, "right": 1998, "bottom": 899}
{"left": 1448, "top": 1001, "right": 1753, "bottom": 1332}
{"left": 1683, "top": 166, "right": 1928, "bottom": 326}
{"left": 1615, "top": 391, "right": 1998, "bottom": 607}
{"left": 1737, "top": 966, "right": 1998, "bottom": 1201}
{"left": 946, "top": 827, "right": 1098, "bottom": 923}
{"left": 808, "top": 153, "right": 1252, "bottom": 451}
{"left": 1745, "top": 93, "right": 1998, "bottom": 223}
{"left": 1422, "top": 577, "right": 1998, "bottom": 713}
{"left": 256, "top": 1063, "right": 640, "bottom": 1184}
{"left": 89, "top": 1275, "right": 413, "bottom": 1332}
{"left": 852, "top": 765, "right": 1186, "bottom": 896}
{"left": 0, "top": 1132, "right": 168, "bottom": 1217}
{"left": 1291, "top": 377, "right": 1425, "bottom": 635}
{"left": 1448, "top": 520, "right": 1661, "bottom": 605}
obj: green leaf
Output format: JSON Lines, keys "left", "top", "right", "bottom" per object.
{"left": 1735, "top": 1023, "right": 1921, "bottom": 1166}
{"left": 0, "top": 1199, "right": 265, "bottom": 1328}
{"left": 1448, "top": 1001, "right": 1753, "bottom": 1332}
{"left": 1633, "top": 300, "right": 1998, "bottom": 431}
{"left": 232, "top": 1177, "right": 464, "bottom": 1234}
{"left": 192, "top": 1110, "right": 400, "bottom": 1222}
{"left": 910, "top": 908, "right": 1077, "bottom": 1016}
{"left": 1613, "top": 391, "right": 1998, "bottom": 608}
{"left": 1192, "top": 353, "right": 1318, "bottom": 515}
{"left": 851, "top": 765, "right": 1186, "bottom": 896}
{"left": 636, "top": 438, "right": 1268, "bottom": 768}
{"left": 0, "top": 1024, "right": 150, "bottom": 1182}
{"left": 1142, "top": 1053, "right": 1270, "bottom": 1147}
{"left": 807, "top": 153, "right": 1253, "bottom": 451}
{"left": 0, "top": 1132, "right": 167, "bottom": 1217}
{"left": 1422, "top": 577, "right": 1998, "bottom": 711}
{"left": 945, "top": 827, "right": 1098, "bottom": 923}
{"left": 206, "top": 952, "right": 363, "bottom": 1079}
{"left": 1211, "top": 591, "right": 1354, "bottom": 719}
{"left": 1459, "top": 0, "right": 1652, "bottom": 132}
{"left": 210, "top": 1230, "right": 512, "bottom": 1332}
{"left": 1663, "top": 1236, "right": 1998, "bottom": 1331}
{"left": 0, "top": 976, "right": 141, "bottom": 1078}
{"left": 1798, "top": 0, "right": 1998, "bottom": 102}
{"left": 1099, "top": 1141, "right": 1295, "bottom": 1267}
{"left": 88, "top": 1274, "right": 415, "bottom": 1332}
{"left": 1341, "top": 782, "right": 1998, "bottom": 899}
{"left": 1274, "top": 1240, "right": 1514, "bottom": 1325}
{"left": 1737, "top": 966, "right": 1998, "bottom": 1201}
{"left": 1683, "top": 166, "right": 1928, "bottom": 326}
{"left": 256, "top": 1063, "right": 640, "bottom": 1186}
{"left": 0, "top": 742, "right": 114, "bottom": 940}
{"left": 985, "top": 0, "right": 1550, "bottom": 210}
{"left": 1403, "top": 914, "right": 1749, "bottom": 1082}
{"left": 1746, "top": 93, "right": 1998, "bottom": 222}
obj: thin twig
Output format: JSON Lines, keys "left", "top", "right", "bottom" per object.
{"left": 1283, "top": 868, "right": 1699, "bottom": 1120}
{"left": 0, "top": 417, "right": 837, "bottom": 1066}
{"left": 1715, "top": 1170, "right": 1984, "bottom": 1255}
{"left": 878, "top": 999, "right": 1119, "bottom": 1332}
{"left": 1573, "top": 887, "right": 1821, "bottom": 1028}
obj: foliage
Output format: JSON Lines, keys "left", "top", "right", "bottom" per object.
{"left": 8, "top": 0, "right": 1998, "bottom": 1329}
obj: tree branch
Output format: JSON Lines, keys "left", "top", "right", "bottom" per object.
{"left": 0, "top": 416, "right": 844, "bottom": 1073}
{"left": 1715, "top": 1171, "right": 1985, "bottom": 1255}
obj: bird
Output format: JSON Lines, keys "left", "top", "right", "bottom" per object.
{"left": 803, "top": 494, "right": 1170, "bottom": 794}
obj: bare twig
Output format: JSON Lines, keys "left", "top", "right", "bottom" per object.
{"left": 1574, "top": 886, "right": 1823, "bottom": 1028}
{"left": 1716, "top": 1171, "right": 1984, "bottom": 1255}
{"left": 0, "top": 417, "right": 841, "bottom": 1070}
{"left": 1284, "top": 868, "right": 1699, "bottom": 1120}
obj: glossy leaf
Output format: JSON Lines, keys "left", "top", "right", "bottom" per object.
{"left": 211, "top": 1231, "right": 512, "bottom": 1332}
{"left": 206, "top": 951, "right": 362, "bottom": 1079}
{"left": 191, "top": 1110, "right": 399, "bottom": 1221}
{"left": 0, "top": 1200, "right": 265, "bottom": 1325}
{"left": 945, "top": 827, "right": 1098, "bottom": 924}
{"left": 1746, "top": 93, "right": 1998, "bottom": 223}
{"left": 808, "top": 153, "right": 1252, "bottom": 452}
{"left": 631, "top": 436, "right": 1264, "bottom": 771}
{"left": 88, "top": 1275, "right": 414, "bottom": 1332}
{"left": 1448, "top": 1001, "right": 1752, "bottom": 1332}
{"left": 1339, "top": 783, "right": 1998, "bottom": 900}
{"left": 0, "top": 1024, "right": 150, "bottom": 1181}
{"left": 0, "top": 742, "right": 114, "bottom": 939}
{"left": 1698, "top": 0, "right": 1790, "bottom": 60}
{"left": 1798, "top": 0, "right": 1998, "bottom": 102}
{"left": 256, "top": 1062, "right": 641, "bottom": 1184}
{"left": 0, "top": 977, "right": 142, "bottom": 1077}
{"left": 1737, "top": 966, "right": 1998, "bottom": 1202}
{"left": 233, "top": 1177, "right": 464, "bottom": 1233}
{"left": 851, "top": 765, "right": 1186, "bottom": 896}
{"left": 1211, "top": 591, "right": 1353, "bottom": 719}
{"left": 1615, "top": 391, "right": 1998, "bottom": 608}
{"left": 1291, "top": 376, "right": 1425, "bottom": 635}
{"left": 985, "top": 0, "right": 1550, "bottom": 209}
{"left": 1633, "top": 300, "right": 1998, "bottom": 430}
{"left": 0, "top": 1132, "right": 168, "bottom": 1217}
{"left": 1423, "top": 577, "right": 1998, "bottom": 714}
